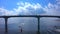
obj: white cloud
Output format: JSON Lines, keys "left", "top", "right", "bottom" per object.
{"left": 0, "top": 1, "right": 60, "bottom": 16}
{"left": 56, "top": 0, "right": 60, "bottom": 5}
{"left": 0, "top": 8, "right": 18, "bottom": 16}
{"left": 0, "top": 2, "right": 43, "bottom": 16}
{"left": 42, "top": 2, "right": 60, "bottom": 16}
{"left": 42, "top": 3, "right": 56, "bottom": 15}
{"left": 15, "top": 2, "right": 45, "bottom": 15}
{"left": 47, "top": 3, "right": 55, "bottom": 8}
{"left": 16, "top": 2, "right": 42, "bottom": 10}
{"left": 16, "top": 2, "right": 60, "bottom": 16}
{"left": 33, "top": 3, "right": 42, "bottom": 10}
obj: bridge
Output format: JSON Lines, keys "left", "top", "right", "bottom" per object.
{"left": 0, "top": 15, "right": 60, "bottom": 34}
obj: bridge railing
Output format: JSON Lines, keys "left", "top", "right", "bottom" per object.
{"left": 0, "top": 15, "right": 60, "bottom": 34}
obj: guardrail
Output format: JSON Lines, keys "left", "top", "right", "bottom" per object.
{"left": 0, "top": 15, "right": 60, "bottom": 34}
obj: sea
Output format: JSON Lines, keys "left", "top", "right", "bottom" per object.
{"left": 0, "top": 17, "right": 60, "bottom": 34}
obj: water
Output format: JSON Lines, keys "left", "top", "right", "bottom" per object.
{"left": 0, "top": 17, "right": 60, "bottom": 34}
{"left": 40, "top": 17, "right": 60, "bottom": 34}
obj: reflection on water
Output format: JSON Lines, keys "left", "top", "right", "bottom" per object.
{"left": 40, "top": 17, "right": 60, "bottom": 34}
{"left": 0, "top": 17, "right": 60, "bottom": 34}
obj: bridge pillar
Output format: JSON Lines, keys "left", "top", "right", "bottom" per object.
{"left": 4, "top": 17, "right": 8, "bottom": 33}
{"left": 37, "top": 17, "right": 40, "bottom": 34}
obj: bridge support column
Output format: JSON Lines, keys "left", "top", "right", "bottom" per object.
{"left": 37, "top": 17, "right": 40, "bottom": 34}
{"left": 4, "top": 18, "right": 8, "bottom": 33}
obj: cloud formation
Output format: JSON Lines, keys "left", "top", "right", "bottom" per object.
{"left": 0, "top": 2, "right": 44, "bottom": 16}
{"left": 0, "top": 1, "right": 60, "bottom": 16}
{"left": 42, "top": 1, "right": 60, "bottom": 16}
{"left": 0, "top": 8, "right": 18, "bottom": 16}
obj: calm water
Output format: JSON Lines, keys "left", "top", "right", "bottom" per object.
{"left": 0, "top": 17, "right": 60, "bottom": 34}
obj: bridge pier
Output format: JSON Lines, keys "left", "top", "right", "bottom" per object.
{"left": 4, "top": 17, "right": 9, "bottom": 33}
{"left": 37, "top": 17, "right": 40, "bottom": 34}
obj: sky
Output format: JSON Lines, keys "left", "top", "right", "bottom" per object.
{"left": 0, "top": 0, "right": 60, "bottom": 16}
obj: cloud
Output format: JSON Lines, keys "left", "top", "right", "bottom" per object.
{"left": 0, "top": 1, "right": 60, "bottom": 16}
{"left": 15, "top": 2, "right": 44, "bottom": 15}
{"left": 42, "top": 2, "right": 60, "bottom": 16}
{"left": 12, "top": 2, "right": 60, "bottom": 16}
{"left": 0, "top": 2, "right": 45, "bottom": 16}
{"left": 0, "top": 8, "right": 18, "bottom": 16}
{"left": 56, "top": 0, "right": 60, "bottom": 5}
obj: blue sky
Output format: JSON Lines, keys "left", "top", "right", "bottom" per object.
{"left": 0, "top": 0, "right": 60, "bottom": 15}
{"left": 0, "top": 0, "right": 56, "bottom": 10}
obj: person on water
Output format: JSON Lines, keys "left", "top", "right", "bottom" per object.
{"left": 19, "top": 26, "right": 23, "bottom": 33}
